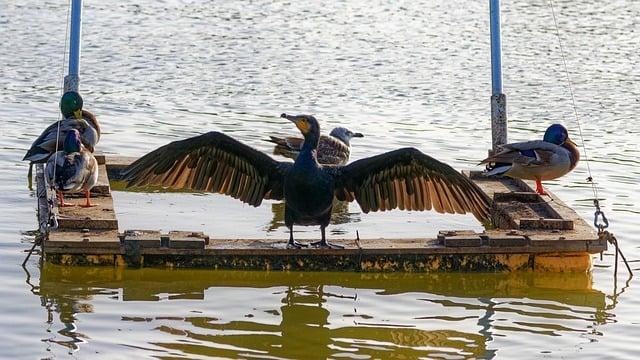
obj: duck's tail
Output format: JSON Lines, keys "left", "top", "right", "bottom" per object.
{"left": 265, "top": 136, "right": 300, "bottom": 160}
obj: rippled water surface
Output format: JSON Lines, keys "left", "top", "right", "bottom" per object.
{"left": 1, "top": 0, "right": 639, "bottom": 358}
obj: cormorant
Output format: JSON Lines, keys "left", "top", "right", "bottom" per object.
{"left": 268, "top": 127, "right": 363, "bottom": 165}
{"left": 46, "top": 129, "right": 99, "bottom": 207}
{"left": 124, "top": 114, "right": 492, "bottom": 249}
{"left": 480, "top": 124, "right": 579, "bottom": 195}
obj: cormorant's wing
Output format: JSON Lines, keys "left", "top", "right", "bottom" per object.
{"left": 124, "top": 132, "right": 291, "bottom": 206}
{"left": 333, "top": 147, "right": 492, "bottom": 222}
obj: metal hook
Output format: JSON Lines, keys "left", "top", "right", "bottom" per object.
{"left": 594, "top": 209, "right": 609, "bottom": 232}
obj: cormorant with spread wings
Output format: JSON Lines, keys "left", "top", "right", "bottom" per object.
{"left": 124, "top": 114, "right": 492, "bottom": 249}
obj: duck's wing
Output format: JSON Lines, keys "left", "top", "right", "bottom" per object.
{"left": 267, "top": 135, "right": 304, "bottom": 160}
{"left": 479, "top": 140, "right": 561, "bottom": 168}
{"left": 45, "top": 151, "right": 93, "bottom": 191}
{"left": 23, "top": 118, "right": 89, "bottom": 163}
{"left": 332, "top": 148, "right": 492, "bottom": 222}
{"left": 124, "top": 132, "right": 291, "bottom": 206}
{"left": 317, "top": 135, "right": 350, "bottom": 165}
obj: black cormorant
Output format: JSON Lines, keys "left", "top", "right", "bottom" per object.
{"left": 124, "top": 114, "right": 492, "bottom": 249}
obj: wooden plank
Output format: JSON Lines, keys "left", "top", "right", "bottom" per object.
{"left": 46, "top": 229, "right": 121, "bottom": 249}
{"left": 166, "top": 231, "right": 207, "bottom": 249}
{"left": 519, "top": 218, "right": 574, "bottom": 230}
{"left": 35, "top": 164, "right": 50, "bottom": 235}
{"left": 56, "top": 190, "right": 118, "bottom": 230}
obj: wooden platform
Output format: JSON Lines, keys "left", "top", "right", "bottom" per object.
{"left": 36, "top": 155, "right": 606, "bottom": 272}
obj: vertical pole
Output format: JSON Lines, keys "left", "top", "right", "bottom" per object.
{"left": 490, "top": 0, "right": 507, "bottom": 150}
{"left": 64, "top": 0, "right": 83, "bottom": 92}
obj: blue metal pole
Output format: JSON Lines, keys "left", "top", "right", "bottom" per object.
{"left": 489, "top": 0, "right": 507, "bottom": 150}
{"left": 489, "top": 0, "right": 503, "bottom": 95}
{"left": 64, "top": 0, "right": 83, "bottom": 92}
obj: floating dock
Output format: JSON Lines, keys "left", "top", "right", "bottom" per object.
{"left": 36, "top": 156, "right": 606, "bottom": 272}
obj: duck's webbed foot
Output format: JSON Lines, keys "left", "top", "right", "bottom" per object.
{"left": 310, "top": 240, "right": 344, "bottom": 249}
{"left": 534, "top": 179, "right": 548, "bottom": 195}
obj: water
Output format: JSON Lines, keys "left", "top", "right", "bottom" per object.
{"left": 1, "top": 0, "right": 639, "bottom": 358}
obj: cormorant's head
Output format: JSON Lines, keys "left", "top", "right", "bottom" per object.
{"left": 329, "top": 127, "right": 364, "bottom": 146}
{"left": 281, "top": 113, "right": 320, "bottom": 138}
{"left": 543, "top": 124, "right": 575, "bottom": 146}
{"left": 60, "top": 91, "right": 84, "bottom": 119}
{"left": 63, "top": 129, "right": 82, "bottom": 153}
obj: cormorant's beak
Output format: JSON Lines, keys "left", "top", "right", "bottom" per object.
{"left": 73, "top": 109, "right": 83, "bottom": 119}
{"left": 353, "top": 132, "right": 364, "bottom": 138}
{"left": 281, "top": 113, "right": 310, "bottom": 134}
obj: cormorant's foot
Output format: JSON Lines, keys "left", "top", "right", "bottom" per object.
{"left": 286, "top": 240, "right": 309, "bottom": 249}
{"left": 310, "top": 240, "right": 344, "bottom": 249}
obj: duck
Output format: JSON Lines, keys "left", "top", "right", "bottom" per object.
{"left": 24, "top": 91, "right": 100, "bottom": 164}
{"left": 480, "top": 124, "right": 580, "bottom": 195}
{"left": 46, "top": 129, "right": 99, "bottom": 207}
{"left": 267, "top": 126, "right": 364, "bottom": 165}
{"left": 124, "top": 113, "right": 491, "bottom": 249}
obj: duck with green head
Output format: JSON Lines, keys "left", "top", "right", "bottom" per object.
{"left": 23, "top": 91, "right": 100, "bottom": 164}
{"left": 45, "top": 129, "right": 99, "bottom": 207}
{"left": 23, "top": 91, "right": 100, "bottom": 188}
{"left": 480, "top": 124, "right": 580, "bottom": 195}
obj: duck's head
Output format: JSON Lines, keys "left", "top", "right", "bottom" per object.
{"left": 63, "top": 129, "right": 82, "bottom": 153}
{"left": 281, "top": 113, "right": 321, "bottom": 147}
{"left": 60, "top": 91, "right": 84, "bottom": 119}
{"left": 543, "top": 124, "right": 576, "bottom": 146}
{"left": 329, "top": 127, "right": 364, "bottom": 146}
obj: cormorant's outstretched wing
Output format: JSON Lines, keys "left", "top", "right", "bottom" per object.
{"left": 333, "top": 148, "right": 492, "bottom": 222}
{"left": 123, "top": 132, "right": 291, "bottom": 206}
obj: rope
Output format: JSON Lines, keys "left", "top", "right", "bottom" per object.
{"left": 547, "top": 0, "right": 598, "bottom": 202}
{"left": 47, "top": 0, "right": 73, "bottom": 229}
{"left": 548, "top": 0, "right": 631, "bottom": 278}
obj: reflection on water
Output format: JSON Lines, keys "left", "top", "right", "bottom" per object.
{"left": 266, "top": 200, "right": 360, "bottom": 233}
{"left": 33, "top": 265, "right": 610, "bottom": 358}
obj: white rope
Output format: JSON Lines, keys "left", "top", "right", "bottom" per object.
{"left": 48, "top": 0, "right": 73, "bottom": 222}
{"left": 547, "top": 0, "right": 599, "bottom": 202}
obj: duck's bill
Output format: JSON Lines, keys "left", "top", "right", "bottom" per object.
{"left": 73, "top": 109, "right": 83, "bottom": 119}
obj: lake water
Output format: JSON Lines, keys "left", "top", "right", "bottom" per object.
{"left": 1, "top": 0, "right": 639, "bottom": 358}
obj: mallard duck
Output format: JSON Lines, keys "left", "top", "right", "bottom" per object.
{"left": 24, "top": 91, "right": 100, "bottom": 164}
{"left": 46, "top": 129, "right": 99, "bottom": 207}
{"left": 124, "top": 113, "right": 491, "bottom": 249}
{"left": 480, "top": 124, "right": 580, "bottom": 195}
{"left": 267, "top": 127, "right": 364, "bottom": 165}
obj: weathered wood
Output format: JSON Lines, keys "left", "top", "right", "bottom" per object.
{"left": 37, "top": 160, "right": 605, "bottom": 272}
{"left": 47, "top": 229, "right": 121, "bottom": 249}
{"left": 55, "top": 185, "right": 118, "bottom": 230}
{"left": 35, "top": 164, "right": 50, "bottom": 235}
{"left": 520, "top": 218, "right": 574, "bottom": 230}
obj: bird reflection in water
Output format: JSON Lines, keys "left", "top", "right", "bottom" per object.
{"left": 265, "top": 199, "right": 361, "bottom": 234}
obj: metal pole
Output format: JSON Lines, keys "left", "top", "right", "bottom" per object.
{"left": 490, "top": 0, "right": 507, "bottom": 150}
{"left": 64, "top": 0, "right": 83, "bottom": 92}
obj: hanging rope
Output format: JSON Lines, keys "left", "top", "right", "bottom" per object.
{"left": 24, "top": 0, "right": 73, "bottom": 267}
{"left": 547, "top": 0, "right": 632, "bottom": 277}
{"left": 47, "top": 0, "right": 73, "bottom": 228}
